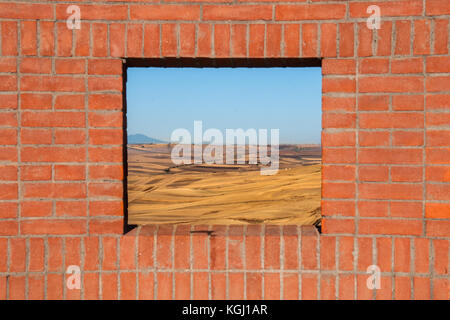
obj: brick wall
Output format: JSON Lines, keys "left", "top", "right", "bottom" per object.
{"left": 0, "top": 0, "right": 449, "bottom": 300}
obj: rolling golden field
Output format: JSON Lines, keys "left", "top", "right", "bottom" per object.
{"left": 127, "top": 144, "right": 321, "bottom": 226}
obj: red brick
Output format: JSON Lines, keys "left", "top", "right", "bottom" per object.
{"left": 89, "top": 94, "right": 122, "bottom": 110}
{"left": 351, "top": 0, "right": 422, "bottom": 17}
{"left": 55, "top": 94, "right": 85, "bottom": 110}
{"left": 393, "top": 131, "right": 424, "bottom": 146}
{"left": 413, "top": 277, "right": 431, "bottom": 300}
{"left": 427, "top": 76, "right": 450, "bottom": 92}
{"left": 127, "top": 24, "right": 143, "bottom": 57}
{"left": 426, "top": 203, "right": 450, "bottom": 219}
{"left": 92, "top": 23, "right": 108, "bottom": 57}
{"left": 322, "top": 200, "right": 355, "bottom": 217}
{"left": 376, "top": 237, "right": 392, "bottom": 272}
{"left": 301, "top": 274, "right": 318, "bottom": 300}
{"left": 266, "top": 24, "right": 282, "bottom": 58}
{"left": 302, "top": 23, "right": 318, "bottom": 57}
{"left": 322, "top": 182, "right": 355, "bottom": 199}
{"left": 86, "top": 77, "right": 122, "bottom": 94}
{"left": 0, "top": 184, "right": 17, "bottom": 200}
{"left": 357, "top": 22, "right": 373, "bottom": 57}
{"left": 0, "top": 221, "right": 18, "bottom": 236}
{"left": 394, "top": 238, "right": 411, "bottom": 273}
{"left": 205, "top": 5, "right": 271, "bottom": 21}
{"left": 413, "top": 20, "right": 431, "bottom": 55}
{"left": 84, "top": 237, "right": 100, "bottom": 271}
{"left": 22, "top": 220, "right": 86, "bottom": 235}
{"left": 39, "top": 21, "right": 54, "bottom": 56}
{"left": 138, "top": 273, "right": 154, "bottom": 300}
{"left": 360, "top": 58, "right": 389, "bottom": 74}
{"left": 214, "top": 24, "right": 230, "bottom": 58}
{"left": 376, "top": 21, "right": 393, "bottom": 56}
{"left": 20, "top": 58, "right": 52, "bottom": 74}
{"left": 338, "top": 274, "right": 354, "bottom": 300}
{"left": 89, "top": 200, "right": 123, "bottom": 216}
{"left": 47, "top": 238, "right": 63, "bottom": 272}
{"left": 56, "top": 22, "right": 72, "bottom": 57}
{"left": 20, "top": 21, "right": 37, "bottom": 56}
{"left": 156, "top": 272, "right": 172, "bottom": 299}
{"left": 427, "top": 184, "right": 450, "bottom": 201}
{"left": 276, "top": 4, "right": 346, "bottom": 20}
{"left": 301, "top": 232, "right": 318, "bottom": 270}
{"left": 197, "top": 24, "right": 211, "bottom": 57}
{"left": 358, "top": 182, "right": 422, "bottom": 200}
{"left": 320, "top": 236, "right": 336, "bottom": 270}
{"left": 395, "top": 20, "right": 411, "bottom": 55}
{"left": 88, "top": 146, "right": 123, "bottom": 162}
{"left": 131, "top": 5, "right": 200, "bottom": 21}
{"left": 390, "top": 201, "right": 423, "bottom": 218}
{"left": 284, "top": 24, "right": 300, "bottom": 57}
{"left": 180, "top": 24, "right": 196, "bottom": 57}
{"left": 393, "top": 95, "right": 424, "bottom": 111}
{"left": 323, "top": 59, "right": 356, "bottom": 75}
{"left": 9, "top": 276, "right": 26, "bottom": 300}
{"left": 84, "top": 273, "right": 100, "bottom": 300}
{"left": 193, "top": 272, "right": 209, "bottom": 300}
{"left": 391, "top": 167, "right": 423, "bottom": 182}
{"left": 75, "top": 22, "right": 90, "bottom": 57}
{"left": 358, "top": 200, "right": 388, "bottom": 217}
{"left": 249, "top": 24, "right": 264, "bottom": 57}
{"left": 433, "top": 240, "right": 449, "bottom": 275}
{"left": 1, "top": 21, "right": 18, "bottom": 55}
{"left": 264, "top": 226, "right": 280, "bottom": 269}
{"left": 55, "top": 201, "right": 86, "bottom": 217}
{"left": 323, "top": 165, "right": 355, "bottom": 182}
{"left": 120, "top": 236, "right": 136, "bottom": 270}
{"left": 174, "top": 272, "right": 190, "bottom": 300}
{"left": 359, "top": 219, "right": 422, "bottom": 236}
{"left": 21, "top": 129, "right": 51, "bottom": 145}
{"left": 433, "top": 278, "right": 450, "bottom": 300}
{"left": 358, "top": 148, "right": 422, "bottom": 165}
{"left": 246, "top": 273, "right": 261, "bottom": 299}
{"left": 21, "top": 201, "right": 52, "bottom": 217}
{"left": 110, "top": 23, "right": 126, "bottom": 57}
{"left": 322, "top": 148, "right": 356, "bottom": 164}
{"left": 143, "top": 24, "right": 160, "bottom": 58}
{"left": 101, "top": 273, "right": 118, "bottom": 300}
{"left": 0, "top": 202, "right": 17, "bottom": 219}
{"left": 10, "top": 238, "right": 26, "bottom": 272}
{"left": 120, "top": 272, "right": 137, "bottom": 300}
{"left": 211, "top": 273, "right": 226, "bottom": 300}
{"left": 323, "top": 78, "right": 355, "bottom": 93}
{"left": 28, "top": 275, "right": 45, "bottom": 300}
{"left": 323, "top": 96, "right": 355, "bottom": 112}
{"left": 359, "top": 166, "right": 389, "bottom": 182}
{"left": 0, "top": 94, "right": 17, "bottom": 110}
{"left": 21, "top": 76, "right": 84, "bottom": 92}
{"left": 339, "top": 23, "right": 354, "bottom": 57}
{"left": 320, "top": 24, "right": 337, "bottom": 57}
{"left": 54, "top": 129, "right": 86, "bottom": 145}
{"left": 434, "top": 19, "right": 449, "bottom": 54}
{"left": 0, "top": 75, "right": 17, "bottom": 91}
{"left": 22, "top": 147, "right": 86, "bottom": 163}
{"left": 0, "top": 3, "right": 53, "bottom": 19}
{"left": 88, "top": 182, "right": 122, "bottom": 198}
{"left": 395, "top": 276, "right": 411, "bottom": 299}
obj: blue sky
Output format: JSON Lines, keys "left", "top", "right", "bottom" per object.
{"left": 126, "top": 67, "right": 322, "bottom": 144}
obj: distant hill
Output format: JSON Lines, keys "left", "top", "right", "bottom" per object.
{"left": 128, "top": 134, "right": 166, "bottom": 144}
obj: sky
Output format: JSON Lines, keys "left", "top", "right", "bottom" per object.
{"left": 126, "top": 67, "right": 322, "bottom": 144}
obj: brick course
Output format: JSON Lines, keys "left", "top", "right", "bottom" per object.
{"left": 0, "top": 0, "right": 448, "bottom": 299}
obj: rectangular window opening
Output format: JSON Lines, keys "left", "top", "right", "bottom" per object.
{"left": 123, "top": 58, "right": 322, "bottom": 232}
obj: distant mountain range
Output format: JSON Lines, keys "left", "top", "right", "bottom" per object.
{"left": 128, "top": 134, "right": 166, "bottom": 144}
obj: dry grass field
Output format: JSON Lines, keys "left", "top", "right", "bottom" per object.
{"left": 127, "top": 144, "right": 321, "bottom": 226}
